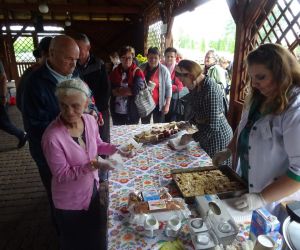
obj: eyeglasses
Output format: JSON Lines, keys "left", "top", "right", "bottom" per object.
{"left": 121, "top": 56, "right": 133, "bottom": 61}
{"left": 175, "top": 71, "right": 189, "bottom": 78}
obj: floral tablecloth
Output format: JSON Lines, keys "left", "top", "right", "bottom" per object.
{"left": 107, "top": 124, "right": 250, "bottom": 250}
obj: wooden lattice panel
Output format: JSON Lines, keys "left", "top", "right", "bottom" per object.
{"left": 146, "top": 20, "right": 163, "bottom": 50}
{"left": 13, "top": 36, "right": 35, "bottom": 63}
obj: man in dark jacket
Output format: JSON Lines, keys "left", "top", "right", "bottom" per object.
{"left": 16, "top": 36, "right": 52, "bottom": 112}
{"left": 22, "top": 35, "right": 80, "bottom": 234}
{"left": 73, "top": 33, "right": 111, "bottom": 144}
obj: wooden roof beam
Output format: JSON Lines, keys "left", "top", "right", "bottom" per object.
{"left": 0, "top": 3, "right": 140, "bottom": 14}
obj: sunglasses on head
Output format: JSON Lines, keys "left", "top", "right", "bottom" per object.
{"left": 175, "top": 71, "right": 189, "bottom": 77}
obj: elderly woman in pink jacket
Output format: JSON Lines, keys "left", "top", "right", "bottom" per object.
{"left": 42, "top": 78, "right": 118, "bottom": 250}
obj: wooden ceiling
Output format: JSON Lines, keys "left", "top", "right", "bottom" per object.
{"left": 0, "top": 0, "right": 157, "bottom": 24}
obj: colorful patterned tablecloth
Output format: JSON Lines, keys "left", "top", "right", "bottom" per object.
{"left": 107, "top": 124, "right": 250, "bottom": 250}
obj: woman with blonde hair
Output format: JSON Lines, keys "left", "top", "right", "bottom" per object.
{"left": 213, "top": 43, "right": 300, "bottom": 214}
{"left": 176, "top": 59, "right": 232, "bottom": 160}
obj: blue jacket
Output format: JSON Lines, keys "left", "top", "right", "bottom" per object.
{"left": 22, "top": 64, "right": 79, "bottom": 162}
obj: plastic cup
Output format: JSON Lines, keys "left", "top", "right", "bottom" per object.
{"left": 254, "top": 235, "right": 275, "bottom": 250}
{"left": 144, "top": 215, "right": 159, "bottom": 238}
{"left": 165, "top": 215, "right": 182, "bottom": 237}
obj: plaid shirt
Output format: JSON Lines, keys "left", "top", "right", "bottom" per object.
{"left": 190, "top": 77, "right": 232, "bottom": 158}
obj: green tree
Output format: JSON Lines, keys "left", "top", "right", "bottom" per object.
{"left": 13, "top": 37, "right": 34, "bottom": 53}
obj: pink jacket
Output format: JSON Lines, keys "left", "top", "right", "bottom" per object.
{"left": 42, "top": 114, "right": 116, "bottom": 210}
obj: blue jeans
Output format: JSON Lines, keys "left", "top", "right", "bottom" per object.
{"left": 0, "top": 104, "right": 24, "bottom": 140}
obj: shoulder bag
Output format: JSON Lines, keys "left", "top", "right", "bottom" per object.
{"left": 133, "top": 67, "right": 156, "bottom": 118}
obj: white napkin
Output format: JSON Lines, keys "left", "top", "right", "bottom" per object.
{"left": 168, "top": 130, "right": 189, "bottom": 151}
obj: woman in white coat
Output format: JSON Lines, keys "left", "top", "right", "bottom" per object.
{"left": 213, "top": 43, "right": 300, "bottom": 214}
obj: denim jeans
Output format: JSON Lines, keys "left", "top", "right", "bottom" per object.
{"left": 0, "top": 104, "right": 24, "bottom": 140}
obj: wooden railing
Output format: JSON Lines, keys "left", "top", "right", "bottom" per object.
{"left": 16, "top": 62, "right": 35, "bottom": 77}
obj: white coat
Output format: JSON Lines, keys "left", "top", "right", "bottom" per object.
{"left": 236, "top": 94, "right": 300, "bottom": 212}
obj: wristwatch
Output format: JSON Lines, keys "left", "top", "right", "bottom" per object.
{"left": 90, "top": 160, "right": 98, "bottom": 170}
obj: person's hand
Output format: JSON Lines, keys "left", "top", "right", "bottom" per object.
{"left": 234, "top": 193, "right": 266, "bottom": 211}
{"left": 212, "top": 148, "right": 232, "bottom": 167}
{"left": 162, "top": 103, "right": 170, "bottom": 114}
{"left": 179, "top": 134, "right": 193, "bottom": 145}
{"left": 91, "top": 157, "right": 114, "bottom": 171}
{"left": 89, "top": 110, "right": 98, "bottom": 120}
{"left": 119, "top": 87, "right": 132, "bottom": 96}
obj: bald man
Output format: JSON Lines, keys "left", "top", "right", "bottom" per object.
{"left": 22, "top": 35, "right": 80, "bottom": 234}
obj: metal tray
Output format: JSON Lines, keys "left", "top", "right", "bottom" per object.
{"left": 171, "top": 165, "right": 248, "bottom": 203}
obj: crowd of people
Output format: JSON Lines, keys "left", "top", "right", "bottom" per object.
{"left": 1, "top": 34, "right": 300, "bottom": 249}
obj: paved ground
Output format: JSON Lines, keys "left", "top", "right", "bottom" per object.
{"left": 0, "top": 105, "right": 59, "bottom": 250}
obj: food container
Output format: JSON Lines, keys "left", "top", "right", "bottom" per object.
{"left": 195, "top": 194, "right": 239, "bottom": 246}
{"left": 250, "top": 208, "right": 280, "bottom": 240}
{"left": 254, "top": 235, "right": 276, "bottom": 250}
{"left": 171, "top": 165, "right": 248, "bottom": 203}
{"left": 134, "top": 122, "right": 180, "bottom": 143}
{"left": 118, "top": 139, "right": 142, "bottom": 157}
{"left": 144, "top": 214, "right": 159, "bottom": 238}
{"left": 165, "top": 215, "right": 182, "bottom": 237}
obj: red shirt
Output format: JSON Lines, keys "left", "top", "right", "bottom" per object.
{"left": 150, "top": 68, "right": 159, "bottom": 105}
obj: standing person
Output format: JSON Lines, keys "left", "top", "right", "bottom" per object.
{"left": 110, "top": 45, "right": 144, "bottom": 125}
{"left": 73, "top": 33, "right": 111, "bottom": 144}
{"left": 0, "top": 59, "right": 27, "bottom": 148}
{"left": 219, "top": 56, "right": 232, "bottom": 95}
{"left": 176, "top": 60, "right": 233, "bottom": 161}
{"left": 213, "top": 44, "right": 300, "bottom": 214}
{"left": 22, "top": 35, "right": 80, "bottom": 233}
{"left": 163, "top": 47, "right": 188, "bottom": 122}
{"left": 140, "top": 47, "right": 172, "bottom": 124}
{"left": 109, "top": 51, "right": 120, "bottom": 71}
{"left": 42, "top": 79, "right": 118, "bottom": 250}
{"left": 204, "top": 49, "right": 227, "bottom": 93}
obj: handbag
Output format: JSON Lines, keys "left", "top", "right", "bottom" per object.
{"left": 175, "top": 87, "right": 190, "bottom": 119}
{"left": 133, "top": 67, "right": 156, "bottom": 118}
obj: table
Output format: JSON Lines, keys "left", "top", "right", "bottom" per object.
{"left": 107, "top": 124, "right": 250, "bottom": 250}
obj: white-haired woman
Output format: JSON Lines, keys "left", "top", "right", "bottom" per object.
{"left": 42, "top": 78, "right": 117, "bottom": 250}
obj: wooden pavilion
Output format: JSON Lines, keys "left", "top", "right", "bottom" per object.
{"left": 0, "top": 0, "right": 299, "bottom": 129}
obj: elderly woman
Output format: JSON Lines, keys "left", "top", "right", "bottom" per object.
{"left": 176, "top": 59, "right": 233, "bottom": 161}
{"left": 140, "top": 47, "right": 172, "bottom": 124}
{"left": 110, "top": 45, "right": 145, "bottom": 125}
{"left": 213, "top": 44, "right": 300, "bottom": 214}
{"left": 204, "top": 49, "right": 227, "bottom": 91}
{"left": 42, "top": 79, "right": 118, "bottom": 250}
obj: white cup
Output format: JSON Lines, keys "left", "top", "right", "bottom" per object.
{"left": 144, "top": 215, "right": 159, "bottom": 238}
{"left": 165, "top": 215, "right": 182, "bottom": 237}
{"left": 254, "top": 235, "right": 276, "bottom": 250}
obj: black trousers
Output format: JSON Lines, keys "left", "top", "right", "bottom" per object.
{"left": 99, "top": 109, "right": 110, "bottom": 143}
{"left": 111, "top": 112, "right": 139, "bottom": 125}
{"left": 0, "top": 104, "right": 24, "bottom": 140}
{"left": 141, "top": 106, "right": 165, "bottom": 124}
{"left": 55, "top": 182, "right": 106, "bottom": 250}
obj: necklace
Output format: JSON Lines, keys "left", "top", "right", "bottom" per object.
{"left": 77, "top": 135, "right": 86, "bottom": 150}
